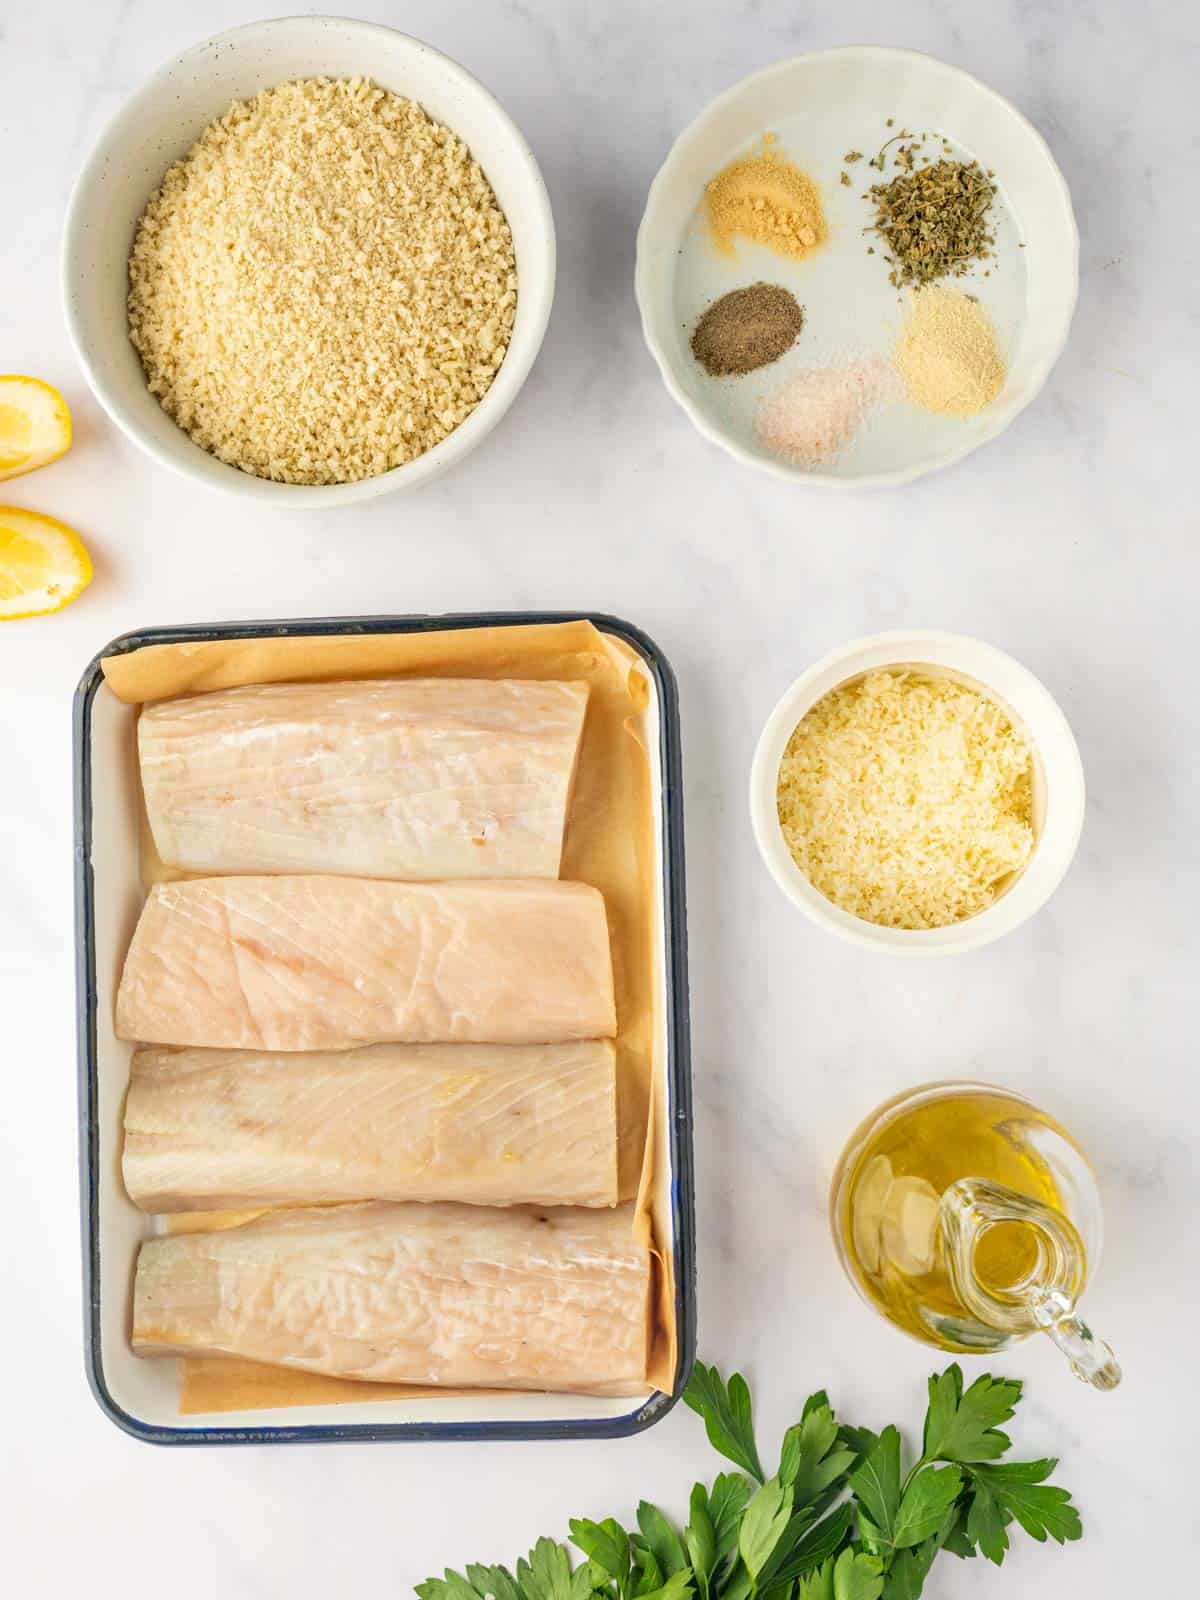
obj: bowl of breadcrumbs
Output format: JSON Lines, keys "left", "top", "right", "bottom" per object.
{"left": 62, "top": 17, "right": 555, "bottom": 504}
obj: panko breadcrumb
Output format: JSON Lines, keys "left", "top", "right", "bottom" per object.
{"left": 127, "top": 77, "right": 517, "bottom": 485}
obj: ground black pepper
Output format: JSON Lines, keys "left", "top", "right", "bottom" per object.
{"left": 690, "top": 282, "right": 805, "bottom": 377}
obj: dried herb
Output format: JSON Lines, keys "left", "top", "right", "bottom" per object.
{"left": 866, "top": 155, "right": 997, "bottom": 287}
{"left": 840, "top": 171, "right": 851, "bottom": 187}
{"left": 843, "top": 149, "right": 863, "bottom": 163}
{"left": 867, "top": 130, "right": 915, "bottom": 172}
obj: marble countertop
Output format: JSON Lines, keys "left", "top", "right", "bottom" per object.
{"left": 2, "top": 0, "right": 1196, "bottom": 1594}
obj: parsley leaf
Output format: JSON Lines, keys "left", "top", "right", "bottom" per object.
{"left": 922, "top": 1366, "right": 1021, "bottom": 1463}
{"left": 707, "top": 1474, "right": 754, "bottom": 1562}
{"left": 968, "top": 1461, "right": 1082, "bottom": 1549}
{"left": 781, "top": 1405, "right": 835, "bottom": 1485}
{"left": 803, "top": 1389, "right": 832, "bottom": 1419}
{"left": 880, "top": 1546, "right": 934, "bottom": 1600}
{"left": 466, "top": 1567, "right": 524, "bottom": 1600}
{"left": 636, "top": 1504, "right": 688, "bottom": 1577}
{"left": 717, "top": 1561, "right": 751, "bottom": 1600}
{"left": 569, "top": 1519, "right": 630, "bottom": 1588}
{"left": 882, "top": 1502, "right": 970, "bottom": 1599}
{"left": 849, "top": 1425, "right": 902, "bottom": 1551}
{"left": 966, "top": 1478, "right": 1011, "bottom": 1564}
{"left": 798, "top": 1550, "right": 885, "bottom": 1600}
{"left": 416, "top": 1571, "right": 484, "bottom": 1600}
{"left": 768, "top": 1504, "right": 856, "bottom": 1585}
{"left": 892, "top": 1465, "right": 963, "bottom": 1549}
{"left": 940, "top": 1503, "right": 978, "bottom": 1560}
{"left": 738, "top": 1477, "right": 793, "bottom": 1580}
{"left": 683, "top": 1485, "right": 717, "bottom": 1599}
{"left": 636, "top": 1573, "right": 693, "bottom": 1600}
{"left": 837, "top": 1425, "right": 879, "bottom": 1465}
{"left": 780, "top": 1398, "right": 858, "bottom": 1507}
{"left": 631, "top": 1547, "right": 664, "bottom": 1598}
{"left": 516, "top": 1541, "right": 591, "bottom": 1600}
{"left": 755, "top": 1507, "right": 816, "bottom": 1590}
{"left": 684, "top": 1363, "right": 766, "bottom": 1483}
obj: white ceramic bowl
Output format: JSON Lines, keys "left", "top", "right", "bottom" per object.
{"left": 62, "top": 17, "right": 555, "bottom": 507}
{"left": 636, "top": 47, "right": 1078, "bottom": 488}
{"left": 749, "top": 631, "right": 1085, "bottom": 953}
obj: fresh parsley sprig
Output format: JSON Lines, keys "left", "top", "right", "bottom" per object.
{"left": 416, "top": 1360, "right": 1081, "bottom": 1600}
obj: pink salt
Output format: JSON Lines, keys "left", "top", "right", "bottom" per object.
{"left": 756, "top": 358, "right": 898, "bottom": 468}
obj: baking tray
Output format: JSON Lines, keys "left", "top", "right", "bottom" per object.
{"left": 74, "top": 612, "right": 695, "bottom": 1444}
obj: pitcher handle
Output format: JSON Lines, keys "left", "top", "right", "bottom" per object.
{"left": 941, "top": 1177, "right": 1121, "bottom": 1392}
{"left": 1031, "top": 1291, "right": 1122, "bottom": 1391}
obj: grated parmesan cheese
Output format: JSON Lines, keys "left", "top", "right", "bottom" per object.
{"left": 776, "top": 670, "right": 1035, "bottom": 930}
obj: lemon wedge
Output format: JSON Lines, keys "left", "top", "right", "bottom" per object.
{"left": 0, "top": 376, "right": 72, "bottom": 481}
{"left": 0, "top": 507, "right": 92, "bottom": 620}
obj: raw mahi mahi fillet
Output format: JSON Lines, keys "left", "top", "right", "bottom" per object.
{"left": 123, "top": 1040, "right": 619, "bottom": 1211}
{"left": 116, "top": 876, "right": 616, "bottom": 1050}
{"left": 132, "top": 1201, "right": 650, "bottom": 1393}
{"left": 138, "top": 678, "right": 589, "bottom": 878}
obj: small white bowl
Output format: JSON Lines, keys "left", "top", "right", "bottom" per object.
{"left": 62, "top": 17, "right": 555, "bottom": 507}
{"left": 636, "top": 47, "right": 1078, "bottom": 488}
{"left": 749, "top": 631, "right": 1085, "bottom": 953}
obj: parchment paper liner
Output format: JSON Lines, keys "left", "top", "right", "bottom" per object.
{"left": 102, "top": 619, "right": 675, "bottom": 1413}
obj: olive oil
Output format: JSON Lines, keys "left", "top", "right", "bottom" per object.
{"left": 831, "top": 1084, "right": 1086, "bottom": 1354}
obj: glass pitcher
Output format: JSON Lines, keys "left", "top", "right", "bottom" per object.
{"left": 829, "top": 1082, "right": 1120, "bottom": 1390}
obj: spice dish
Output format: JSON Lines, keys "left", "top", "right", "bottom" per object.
{"left": 636, "top": 47, "right": 1078, "bottom": 487}
{"left": 62, "top": 17, "right": 555, "bottom": 507}
{"left": 749, "top": 631, "right": 1085, "bottom": 953}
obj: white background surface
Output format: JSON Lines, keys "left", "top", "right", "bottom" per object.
{"left": 2, "top": 1, "right": 1197, "bottom": 1594}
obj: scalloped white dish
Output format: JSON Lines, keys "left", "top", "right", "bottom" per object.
{"left": 636, "top": 47, "right": 1078, "bottom": 488}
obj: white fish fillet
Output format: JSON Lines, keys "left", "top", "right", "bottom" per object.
{"left": 123, "top": 1040, "right": 618, "bottom": 1211}
{"left": 132, "top": 1201, "right": 650, "bottom": 1394}
{"left": 115, "top": 876, "right": 616, "bottom": 1050}
{"left": 138, "top": 678, "right": 589, "bottom": 879}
